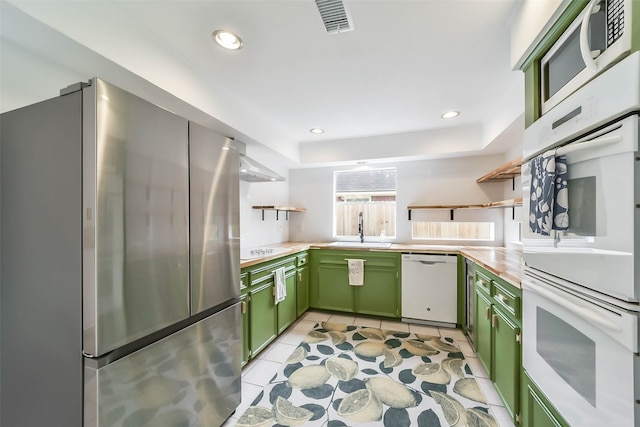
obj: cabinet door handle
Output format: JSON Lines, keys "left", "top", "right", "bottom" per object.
{"left": 497, "top": 294, "right": 507, "bottom": 304}
{"left": 491, "top": 314, "right": 498, "bottom": 328}
{"left": 298, "top": 272, "right": 302, "bottom": 281}
{"left": 241, "top": 301, "right": 247, "bottom": 314}
{"left": 485, "top": 307, "right": 491, "bottom": 320}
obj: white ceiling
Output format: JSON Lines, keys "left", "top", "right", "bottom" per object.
{"left": 3, "top": 0, "right": 524, "bottom": 166}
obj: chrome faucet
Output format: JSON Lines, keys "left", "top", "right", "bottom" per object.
{"left": 358, "top": 212, "right": 364, "bottom": 243}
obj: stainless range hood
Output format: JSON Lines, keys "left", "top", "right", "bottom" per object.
{"left": 239, "top": 154, "right": 285, "bottom": 182}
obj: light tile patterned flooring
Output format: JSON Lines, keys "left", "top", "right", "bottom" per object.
{"left": 222, "top": 311, "right": 515, "bottom": 427}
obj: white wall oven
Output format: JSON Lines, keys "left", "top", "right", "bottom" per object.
{"left": 523, "top": 268, "right": 639, "bottom": 426}
{"left": 540, "top": 0, "right": 635, "bottom": 114}
{"left": 523, "top": 50, "right": 640, "bottom": 424}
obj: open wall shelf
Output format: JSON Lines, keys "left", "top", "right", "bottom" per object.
{"left": 407, "top": 198, "right": 522, "bottom": 220}
{"left": 253, "top": 205, "right": 306, "bottom": 221}
{"left": 476, "top": 157, "right": 523, "bottom": 183}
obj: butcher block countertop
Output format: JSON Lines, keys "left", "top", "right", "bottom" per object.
{"left": 459, "top": 246, "right": 523, "bottom": 288}
{"left": 241, "top": 242, "right": 523, "bottom": 288}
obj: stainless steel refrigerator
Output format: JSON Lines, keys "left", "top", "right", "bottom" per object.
{"left": 1, "top": 78, "right": 241, "bottom": 426}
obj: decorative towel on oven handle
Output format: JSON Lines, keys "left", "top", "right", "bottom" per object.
{"left": 274, "top": 267, "right": 286, "bottom": 304}
{"left": 346, "top": 258, "right": 365, "bottom": 286}
{"left": 529, "top": 149, "right": 569, "bottom": 236}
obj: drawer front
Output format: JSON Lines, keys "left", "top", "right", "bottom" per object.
{"left": 240, "top": 272, "right": 248, "bottom": 291}
{"left": 297, "top": 253, "right": 308, "bottom": 267}
{"left": 475, "top": 270, "right": 492, "bottom": 294}
{"left": 492, "top": 281, "right": 520, "bottom": 319}
{"left": 249, "top": 257, "right": 297, "bottom": 286}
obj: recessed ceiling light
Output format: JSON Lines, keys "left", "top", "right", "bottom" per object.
{"left": 310, "top": 128, "right": 325, "bottom": 134}
{"left": 441, "top": 111, "right": 460, "bottom": 119}
{"left": 212, "top": 30, "right": 243, "bottom": 50}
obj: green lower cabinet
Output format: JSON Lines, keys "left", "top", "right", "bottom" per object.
{"left": 521, "top": 370, "right": 568, "bottom": 427}
{"left": 248, "top": 283, "right": 278, "bottom": 356}
{"left": 354, "top": 267, "right": 399, "bottom": 317}
{"left": 240, "top": 293, "right": 250, "bottom": 366}
{"left": 473, "top": 265, "right": 522, "bottom": 424}
{"left": 310, "top": 249, "right": 400, "bottom": 318}
{"left": 314, "top": 263, "right": 355, "bottom": 312}
{"left": 475, "top": 289, "right": 493, "bottom": 376}
{"left": 492, "top": 306, "right": 521, "bottom": 420}
{"left": 277, "top": 271, "right": 297, "bottom": 334}
{"left": 296, "top": 265, "right": 309, "bottom": 317}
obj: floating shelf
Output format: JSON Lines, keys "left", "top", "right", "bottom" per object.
{"left": 252, "top": 205, "right": 307, "bottom": 221}
{"left": 407, "top": 198, "right": 522, "bottom": 220}
{"left": 476, "top": 156, "right": 523, "bottom": 183}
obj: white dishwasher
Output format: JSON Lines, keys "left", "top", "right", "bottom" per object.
{"left": 401, "top": 253, "right": 458, "bottom": 327}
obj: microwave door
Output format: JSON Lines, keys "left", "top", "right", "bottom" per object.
{"left": 541, "top": 0, "right": 607, "bottom": 114}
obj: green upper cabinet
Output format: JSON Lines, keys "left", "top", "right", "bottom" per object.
{"left": 310, "top": 249, "right": 401, "bottom": 318}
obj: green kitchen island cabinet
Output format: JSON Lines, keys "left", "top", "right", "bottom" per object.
{"left": 309, "top": 249, "right": 401, "bottom": 318}
{"left": 473, "top": 264, "right": 522, "bottom": 425}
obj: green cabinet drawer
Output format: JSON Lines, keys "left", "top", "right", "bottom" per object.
{"left": 249, "top": 256, "right": 297, "bottom": 287}
{"left": 475, "top": 270, "right": 492, "bottom": 295}
{"left": 297, "top": 252, "right": 308, "bottom": 267}
{"left": 493, "top": 281, "right": 521, "bottom": 319}
{"left": 240, "top": 272, "right": 248, "bottom": 292}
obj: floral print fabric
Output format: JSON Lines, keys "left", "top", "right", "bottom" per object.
{"left": 529, "top": 150, "right": 569, "bottom": 236}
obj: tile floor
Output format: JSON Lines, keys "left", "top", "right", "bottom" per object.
{"left": 222, "top": 311, "right": 515, "bottom": 427}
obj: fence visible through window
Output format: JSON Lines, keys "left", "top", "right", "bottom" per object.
{"left": 334, "top": 168, "right": 396, "bottom": 239}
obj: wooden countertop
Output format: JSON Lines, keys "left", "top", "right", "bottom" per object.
{"left": 459, "top": 246, "right": 523, "bottom": 288}
{"left": 241, "top": 242, "right": 523, "bottom": 288}
{"left": 240, "top": 242, "right": 313, "bottom": 268}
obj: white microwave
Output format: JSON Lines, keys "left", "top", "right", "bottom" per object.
{"left": 540, "top": 0, "right": 635, "bottom": 115}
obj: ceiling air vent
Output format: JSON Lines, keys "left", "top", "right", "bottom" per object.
{"left": 315, "top": 0, "right": 354, "bottom": 34}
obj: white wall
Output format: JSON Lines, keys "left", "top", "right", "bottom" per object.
{"left": 289, "top": 154, "right": 511, "bottom": 245}
{"left": 239, "top": 144, "right": 293, "bottom": 250}
{"left": 509, "top": 0, "right": 568, "bottom": 69}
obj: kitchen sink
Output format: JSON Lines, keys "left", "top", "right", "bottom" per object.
{"left": 328, "top": 241, "right": 392, "bottom": 249}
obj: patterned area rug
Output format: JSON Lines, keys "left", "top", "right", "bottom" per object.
{"left": 235, "top": 322, "right": 498, "bottom": 426}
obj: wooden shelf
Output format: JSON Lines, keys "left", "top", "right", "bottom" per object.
{"left": 252, "top": 205, "right": 306, "bottom": 220}
{"left": 476, "top": 156, "right": 523, "bottom": 183}
{"left": 407, "top": 198, "right": 522, "bottom": 220}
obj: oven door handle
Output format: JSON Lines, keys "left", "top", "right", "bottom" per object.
{"left": 556, "top": 134, "right": 621, "bottom": 156}
{"left": 579, "top": 0, "right": 599, "bottom": 72}
{"left": 525, "top": 278, "right": 622, "bottom": 333}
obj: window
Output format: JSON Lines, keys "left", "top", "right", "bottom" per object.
{"left": 412, "top": 221, "right": 495, "bottom": 241}
{"left": 410, "top": 209, "right": 500, "bottom": 242}
{"left": 334, "top": 168, "right": 396, "bottom": 239}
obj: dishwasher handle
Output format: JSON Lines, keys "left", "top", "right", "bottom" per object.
{"left": 417, "top": 260, "right": 448, "bottom": 265}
